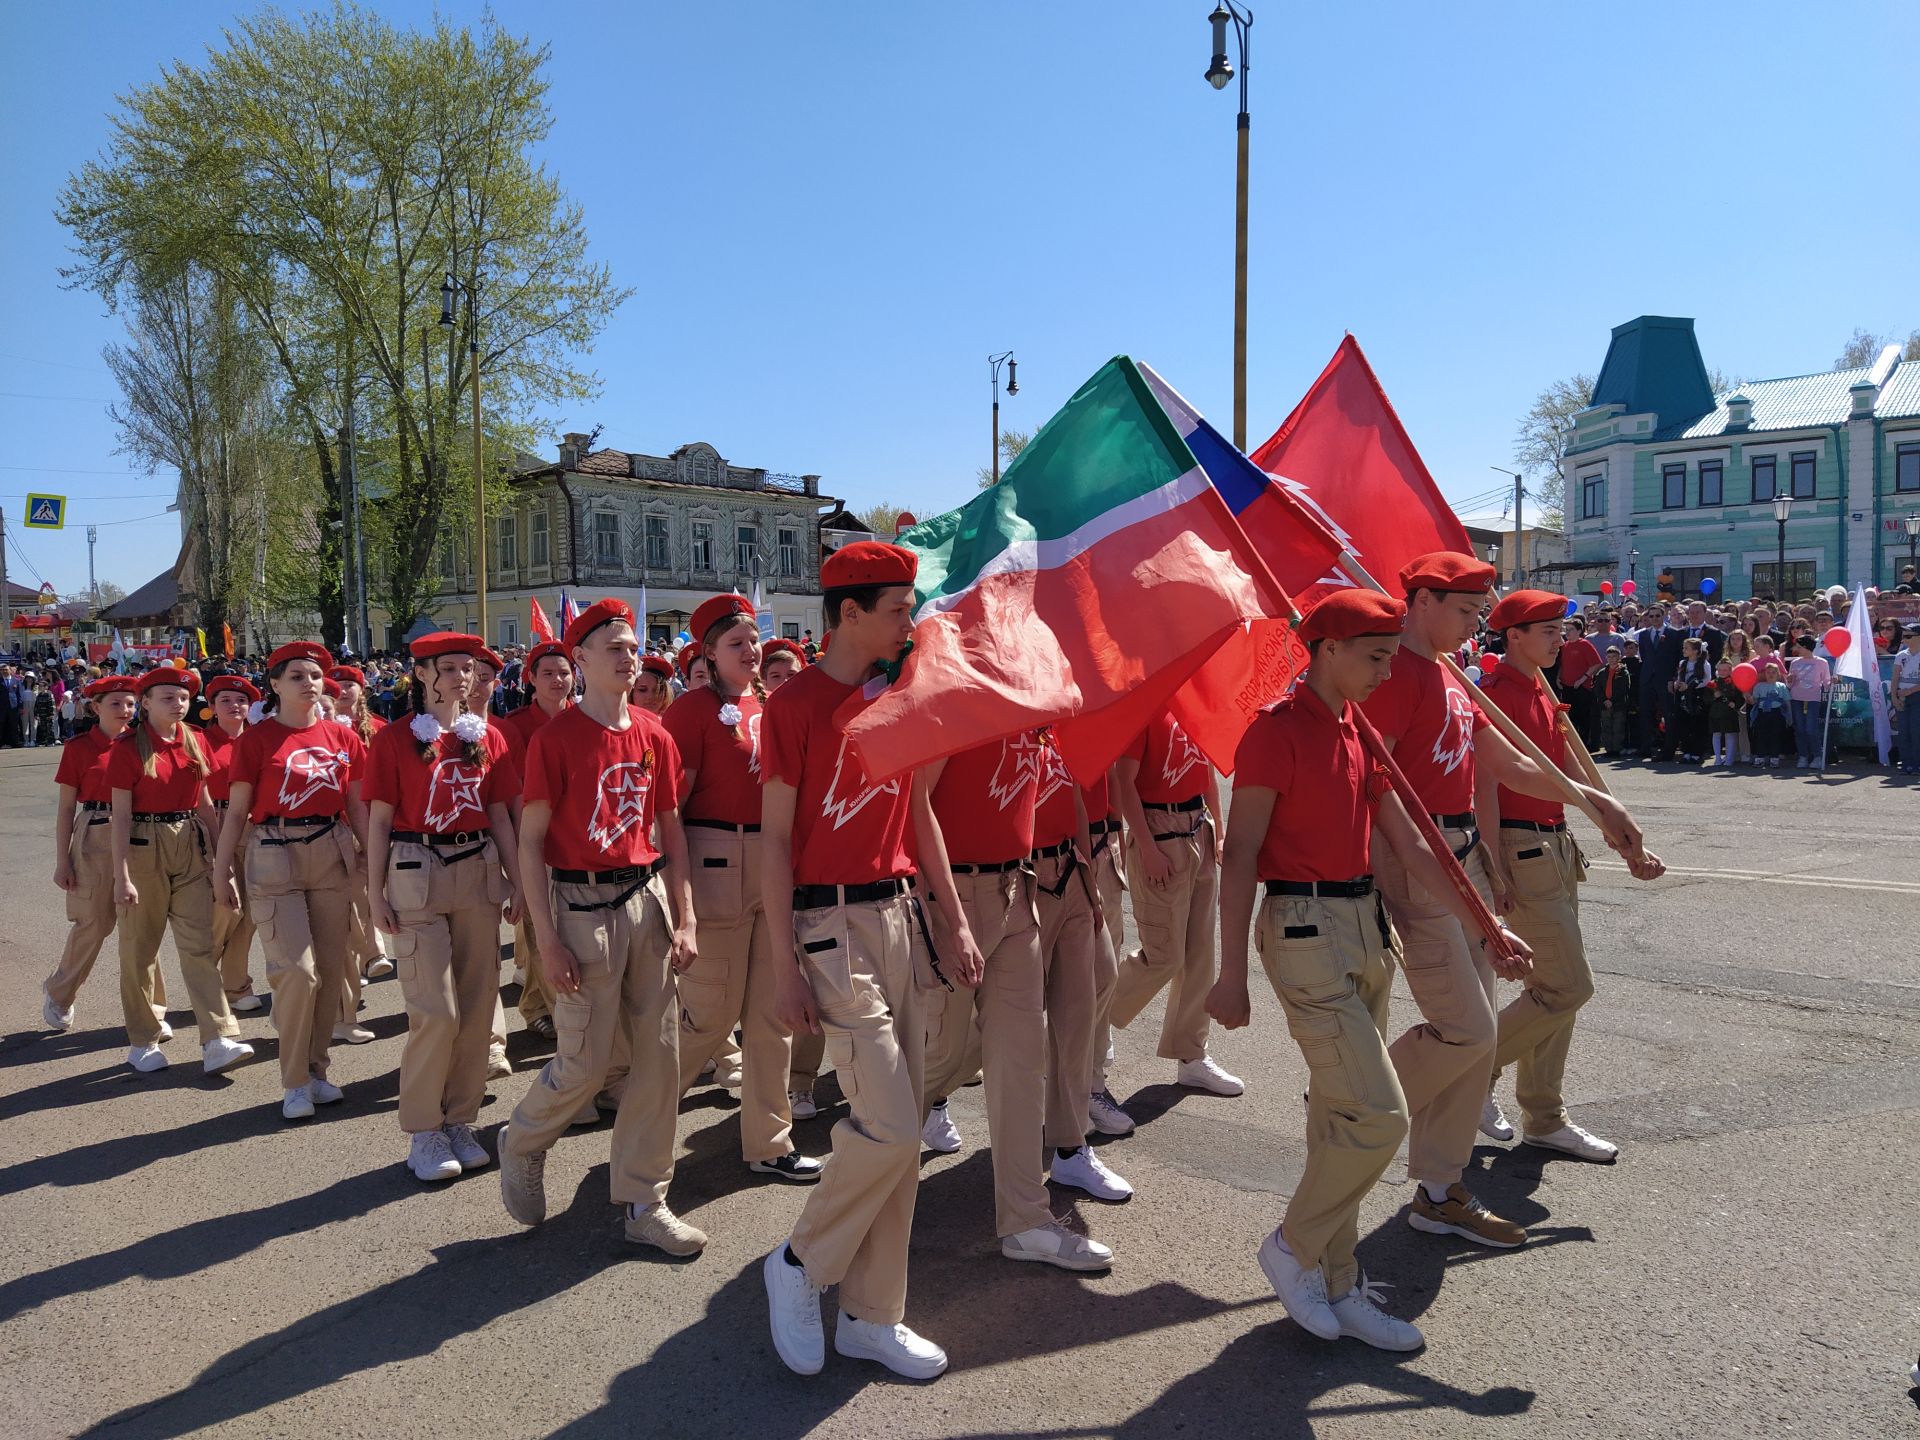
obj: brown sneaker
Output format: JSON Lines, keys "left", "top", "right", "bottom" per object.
{"left": 625, "top": 1202, "right": 707, "bottom": 1256}
{"left": 1406, "top": 1184, "right": 1526, "bottom": 1249}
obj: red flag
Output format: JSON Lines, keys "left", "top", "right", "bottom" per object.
{"left": 1250, "top": 335, "right": 1472, "bottom": 606}
{"left": 529, "top": 596, "right": 555, "bottom": 644}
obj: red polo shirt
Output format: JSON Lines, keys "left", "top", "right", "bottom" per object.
{"left": 499, "top": 700, "right": 566, "bottom": 772}
{"left": 523, "top": 703, "right": 682, "bottom": 872}
{"left": 55, "top": 727, "right": 118, "bottom": 805}
{"left": 931, "top": 735, "right": 1040, "bottom": 865}
{"left": 202, "top": 723, "right": 247, "bottom": 805}
{"left": 363, "top": 722, "right": 519, "bottom": 834}
{"left": 761, "top": 664, "right": 914, "bottom": 887}
{"left": 1361, "top": 647, "right": 1488, "bottom": 816}
{"left": 104, "top": 725, "right": 208, "bottom": 813}
{"left": 1124, "top": 714, "right": 1209, "bottom": 806}
{"left": 1232, "top": 688, "right": 1378, "bottom": 882}
{"left": 663, "top": 688, "right": 764, "bottom": 827}
{"left": 1478, "top": 665, "right": 1565, "bottom": 826}
{"left": 1031, "top": 735, "right": 1081, "bottom": 850}
{"left": 228, "top": 716, "right": 367, "bottom": 824}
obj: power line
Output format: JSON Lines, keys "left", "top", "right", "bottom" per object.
{"left": 0, "top": 465, "right": 153, "bottom": 477}
{"left": 88, "top": 510, "right": 175, "bottom": 527}
{"left": 0, "top": 391, "right": 110, "bottom": 403}
{"left": 0, "top": 352, "right": 102, "bottom": 374}
{"left": 0, "top": 492, "right": 177, "bottom": 501}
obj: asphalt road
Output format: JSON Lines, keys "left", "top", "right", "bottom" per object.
{"left": 2, "top": 745, "right": 1916, "bottom": 1440}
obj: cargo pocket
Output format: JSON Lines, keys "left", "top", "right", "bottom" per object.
{"left": 387, "top": 849, "right": 431, "bottom": 914}
{"left": 794, "top": 910, "right": 855, "bottom": 1021}
{"left": 1508, "top": 843, "right": 1564, "bottom": 902}
{"left": 1286, "top": 1009, "right": 1357, "bottom": 1108}
{"left": 825, "top": 1031, "right": 857, "bottom": 1105}
{"left": 545, "top": 1001, "right": 591, "bottom": 1090}
{"left": 690, "top": 836, "right": 744, "bottom": 922}
{"left": 385, "top": 926, "right": 420, "bottom": 986}
{"left": 676, "top": 964, "right": 729, "bottom": 1039}
{"left": 246, "top": 841, "right": 293, "bottom": 894}
{"left": 482, "top": 841, "right": 508, "bottom": 905}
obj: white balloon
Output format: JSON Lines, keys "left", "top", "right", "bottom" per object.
{"left": 1465, "top": 665, "right": 1484, "bottom": 683}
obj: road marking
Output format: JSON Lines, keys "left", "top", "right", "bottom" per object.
{"left": 1589, "top": 859, "right": 1920, "bottom": 896}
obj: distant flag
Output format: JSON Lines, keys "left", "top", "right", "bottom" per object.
{"left": 557, "top": 591, "right": 580, "bottom": 637}
{"left": 195, "top": 627, "right": 209, "bottom": 660}
{"left": 751, "top": 576, "right": 773, "bottom": 642}
{"left": 529, "top": 595, "right": 555, "bottom": 643}
{"left": 638, "top": 584, "right": 648, "bottom": 643}
{"left": 1833, "top": 583, "right": 1891, "bottom": 763}
{"left": 109, "top": 629, "right": 126, "bottom": 674}
{"left": 222, "top": 623, "right": 235, "bottom": 658}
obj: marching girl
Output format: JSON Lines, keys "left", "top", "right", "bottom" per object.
{"left": 466, "top": 647, "right": 516, "bottom": 1082}
{"left": 212, "top": 642, "right": 369, "bottom": 1120}
{"left": 109, "top": 667, "right": 254, "bottom": 1076}
{"left": 501, "top": 640, "right": 576, "bottom": 1043}
{"left": 42, "top": 676, "right": 148, "bottom": 1031}
{"left": 364, "top": 632, "right": 522, "bottom": 1182}
{"left": 757, "top": 636, "right": 820, "bottom": 1111}
{"left": 202, "top": 674, "right": 265, "bottom": 1012}
{"left": 631, "top": 654, "right": 675, "bottom": 717}
{"left": 664, "top": 595, "right": 821, "bottom": 1182}
{"left": 760, "top": 639, "right": 805, "bottom": 691}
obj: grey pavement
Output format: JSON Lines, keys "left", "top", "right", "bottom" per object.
{"left": 1, "top": 745, "right": 1916, "bottom": 1439}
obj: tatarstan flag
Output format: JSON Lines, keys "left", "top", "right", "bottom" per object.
{"left": 841, "top": 356, "right": 1296, "bottom": 784}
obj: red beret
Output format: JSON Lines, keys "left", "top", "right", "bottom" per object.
{"left": 322, "top": 677, "right": 342, "bottom": 699}
{"left": 137, "top": 665, "right": 201, "bottom": 698}
{"left": 1399, "top": 550, "right": 1496, "bottom": 597}
{"left": 205, "top": 674, "right": 261, "bottom": 703}
{"left": 474, "top": 647, "right": 504, "bottom": 674}
{"left": 328, "top": 665, "right": 366, "bottom": 686}
{"left": 676, "top": 642, "right": 703, "bottom": 677}
{"left": 410, "top": 631, "right": 485, "bottom": 661}
{"left": 760, "top": 638, "right": 805, "bottom": 667}
{"left": 84, "top": 676, "right": 138, "bottom": 698}
{"left": 268, "top": 641, "right": 332, "bottom": 672}
{"left": 691, "top": 593, "right": 754, "bottom": 644}
{"left": 1297, "top": 589, "right": 1407, "bottom": 644}
{"left": 639, "top": 655, "right": 675, "bottom": 680}
{"left": 563, "top": 597, "right": 634, "bottom": 651}
{"left": 822, "top": 540, "right": 918, "bottom": 590}
{"left": 1486, "top": 589, "right": 1568, "bottom": 632}
{"left": 525, "top": 640, "right": 571, "bottom": 672}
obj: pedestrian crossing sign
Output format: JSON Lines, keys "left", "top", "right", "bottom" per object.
{"left": 24, "top": 494, "right": 65, "bottom": 529}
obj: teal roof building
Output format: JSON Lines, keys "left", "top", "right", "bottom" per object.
{"left": 1562, "top": 316, "right": 1920, "bottom": 600}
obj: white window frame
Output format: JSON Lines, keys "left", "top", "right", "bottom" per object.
{"left": 528, "top": 507, "right": 549, "bottom": 567}
{"left": 593, "top": 511, "right": 621, "bottom": 568}
{"left": 691, "top": 520, "right": 715, "bottom": 572}
{"left": 778, "top": 526, "right": 800, "bottom": 577}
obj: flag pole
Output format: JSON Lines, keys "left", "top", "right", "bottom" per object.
{"left": 1540, "top": 675, "right": 1611, "bottom": 794}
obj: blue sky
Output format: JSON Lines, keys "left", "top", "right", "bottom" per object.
{"left": 3, "top": 0, "right": 1916, "bottom": 598}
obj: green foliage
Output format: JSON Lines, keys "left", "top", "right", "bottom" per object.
{"left": 975, "top": 427, "right": 1032, "bottom": 489}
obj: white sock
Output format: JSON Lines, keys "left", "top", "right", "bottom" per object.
{"left": 1421, "top": 1181, "right": 1453, "bottom": 1203}
{"left": 628, "top": 1202, "right": 656, "bottom": 1219}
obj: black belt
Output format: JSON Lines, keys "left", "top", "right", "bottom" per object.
{"left": 1029, "top": 838, "right": 1079, "bottom": 898}
{"left": 1500, "top": 819, "right": 1567, "bottom": 833}
{"left": 1431, "top": 811, "right": 1476, "bottom": 830}
{"left": 793, "top": 877, "right": 908, "bottom": 911}
{"left": 1147, "top": 795, "right": 1205, "bottom": 813}
{"left": 1086, "top": 818, "right": 1121, "bottom": 837}
{"left": 392, "top": 829, "right": 490, "bottom": 847}
{"left": 686, "top": 818, "right": 761, "bottom": 833}
{"left": 79, "top": 800, "right": 110, "bottom": 813}
{"left": 264, "top": 815, "right": 336, "bottom": 828}
{"left": 134, "top": 811, "right": 196, "bottom": 823}
{"left": 553, "top": 860, "right": 661, "bottom": 886}
{"left": 1029, "top": 837, "right": 1074, "bottom": 863}
{"left": 951, "top": 857, "right": 1028, "bottom": 875}
{"left": 257, "top": 816, "right": 339, "bottom": 847}
{"left": 1266, "top": 877, "right": 1374, "bottom": 899}
{"left": 212, "top": 799, "right": 230, "bottom": 811}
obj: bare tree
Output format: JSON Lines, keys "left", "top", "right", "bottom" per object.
{"left": 975, "top": 427, "right": 1032, "bottom": 489}
{"left": 1837, "top": 328, "right": 1920, "bottom": 368}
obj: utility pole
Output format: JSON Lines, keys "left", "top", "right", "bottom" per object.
{"left": 0, "top": 508, "right": 11, "bottom": 646}
{"left": 1492, "top": 466, "right": 1524, "bottom": 585}
{"left": 88, "top": 525, "right": 98, "bottom": 614}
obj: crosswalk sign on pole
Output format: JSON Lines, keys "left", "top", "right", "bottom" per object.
{"left": 25, "top": 494, "right": 66, "bottom": 529}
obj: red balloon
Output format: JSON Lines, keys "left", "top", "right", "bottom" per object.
{"left": 1730, "top": 662, "right": 1758, "bottom": 693}
{"left": 1600, "top": 581, "right": 1614, "bottom": 595}
{"left": 1621, "top": 580, "right": 1638, "bottom": 596}
{"left": 1481, "top": 651, "right": 1500, "bottom": 668}
{"left": 1823, "top": 626, "right": 1852, "bottom": 657}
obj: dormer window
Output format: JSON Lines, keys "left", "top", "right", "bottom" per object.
{"left": 1726, "top": 393, "right": 1751, "bottom": 431}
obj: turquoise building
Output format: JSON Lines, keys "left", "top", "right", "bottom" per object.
{"left": 1561, "top": 316, "right": 1920, "bottom": 600}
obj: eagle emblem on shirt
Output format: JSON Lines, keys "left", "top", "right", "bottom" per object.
{"left": 821, "top": 736, "right": 900, "bottom": 830}
{"left": 745, "top": 712, "right": 762, "bottom": 778}
{"left": 1431, "top": 685, "right": 1476, "bottom": 776}
{"left": 1033, "top": 733, "right": 1073, "bottom": 809}
{"left": 424, "top": 759, "right": 484, "bottom": 831}
{"left": 1161, "top": 722, "right": 1206, "bottom": 790}
{"left": 587, "top": 762, "right": 653, "bottom": 847}
{"left": 988, "top": 732, "right": 1048, "bottom": 810}
{"left": 279, "top": 747, "right": 347, "bottom": 809}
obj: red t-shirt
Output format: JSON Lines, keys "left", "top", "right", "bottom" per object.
{"left": 1559, "top": 636, "right": 1603, "bottom": 688}
{"left": 104, "top": 725, "right": 209, "bottom": 813}
{"left": 932, "top": 734, "right": 1040, "bottom": 864}
{"left": 55, "top": 727, "right": 118, "bottom": 805}
{"left": 229, "top": 716, "right": 367, "bottom": 824}
{"left": 1361, "top": 647, "right": 1488, "bottom": 816}
{"left": 202, "top": 723, "right": 247, "bottom": 805}
{"left": 1124, "top": 714, "right": 1210, "bottom": 806}
{"left": 1232, "top": 689, "right": 1379, "bottom": 882}
{"left": 761, "top": 665, "right": 915, "bottom": 887}
{"left": 1479, "top": 665, "right": 1565, "bottom": 826}
{"left": 663, "top": 688, "right": 763, "bottom": 827}
{"left": 1031, "top": 735, "right": 1081, "bottom": 849}
{"left": 362, "top": 722, "right": 519, "bottom": 834}
{"left": 523, "top": 704, "right": 683, "bottom": 872}
{"left": 1084, "top": 774, "right": 1115, "bottom": 823}
{"left": 498, "top": 700, "right": 567, "bottom": 773}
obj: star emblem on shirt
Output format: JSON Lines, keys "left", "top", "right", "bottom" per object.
{"left": 587, "top": 761, "right": 653, "bottom": 847}
{"left": 988, "top": 732, "right": 1047, "bottom": 811}
{"left": 279, "top": 746, "right": 346, "bottom": 810}
{"left": 1160, "top": 721, "right": 1205, "bottom": 790}
{"left": 821, "top": 736, "right": 900, "bottom": 831}
{"left": 424, "top": 758, "right": 484, "bottom": 830}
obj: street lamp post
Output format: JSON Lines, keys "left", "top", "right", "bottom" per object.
{"left": 989, "top": 351, "right": 1018, "bottom": 485}
{"left": 441, "top": 271, "right": 487, "bottom": 641}
{"left": 1905, "top": 510, "right": 1920, "bottom": 577}
{"left": 1205, "top": 1, "right": 1252, "bottom": 450}
{"left": 1629, "top": 548, "right": 1639, "bottom": 584}
{"left": 1773, "top": 494, "right": 1792, "bottom": 601}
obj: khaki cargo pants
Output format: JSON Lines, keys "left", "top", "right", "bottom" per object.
{"left": 1109, "top": 808, "right": 1217, "bottom": 1062}
{"left": 1033, "top": 849, "right": 1102, "bottom": 1148}
{"left": 246, "top": 820, "right": 356, "bottom": 1089}
{"left": 1491, "top": 827, "right": 1592, "bottom": 1138}
{"left": 1258, "top": 890, "right": 1407, "bottom": 1300}
{"left": 45, "top": 815, "right": 146, "bottom": 1012}
{"left": 118, "top": 819, "right": 236, "bottom": 1048}
{"left": 1088, "top": 837, "right": 1125, "bottom": 1088}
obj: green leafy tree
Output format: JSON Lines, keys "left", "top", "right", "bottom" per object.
{"left": 976, "top": 427, "right": 1032, "bottom": 488}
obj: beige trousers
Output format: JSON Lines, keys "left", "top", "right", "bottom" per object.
{"left": 1033, "top": 850, "right": 1100, "bottom": 1148}
{"left": 45, "top": 817, "right": 122, "bottom": 1011}
{"left": 1089, "top": 839, "right": 1125, "bottom": 1088}
{"left": 247, "top": 820, "right": 355, "bottom": 1088}
{"left": 674, "top": 827, "right": 794, "bottom": 1162}
{"left": 1258, "top": 891, "right": 1406, "bottom": 1300}
{"left": 214, "top": 857, "right": 257, "bottom": 1001}
{"left": 923, "top": 868, "right": 1050, "bottom": 1238}
{"left": 501, "top": 875, "right": 678, "bottom": 1207}
{"left": 516, "top": 918, "right": 552, "bottom": 1024}
{"left": 389, "top": 838, "right": 506, "bottom": 1134}
{"left": 789, "top": 893, "right": 931, "bottom": 1327}
{"left": 118, "top": 821, "right": 236, "bottom": 1047}
{"left": 1491, "top": 828, "right": 1592, "bottom": 1137}
{"left": 1376, "top": 829, "right": 1499, "bottom": 1187}
{"left": 1109, "top": 807, "right": 1216, "bottom": 1062}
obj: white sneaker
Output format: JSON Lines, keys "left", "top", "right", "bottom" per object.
{"left": 444, "top": 1123, "right": 489, "bottom": 1170}
{"left": 1087, "top": 1088, "right": 1135, "bottom": 1136}
{"left": 308, "top": 1076, "right": 344, "bottom": 1105}
{"left": 283, "top": 1086, "right": 315, "bottom": 1121}
{"left": 1331, "top": 1275, "right": 1424, "bottom": 1351}
{"left": 1523, "top": 1121, "right": 1619, "bottom": 1163}
{"left": 154, "top": 1017, "right": 174, "bottom": 1042}
{"left": 714, "top": 1058, "right": 743, "bottom": 1089}
{"left": 763, "top": 1245, "right": 826, "bottom": 1375}
{"left": 1001, "top": 1220, "right": 1113, "bottom": 1271}
{"left": 835, "top": 1313, "right": 948, "bottom": 1380}
{"left": 498, "top": 1127, "right": 547, "bottom": 1225}
{"left": 202, "top": 1036, "right": 255, "bottom": 1074}
{"left": 41, "top": 991, "right": 74, "bottom": 1031}
{"left": 486, "top": 1048, "right": 513, "bottom": 1080}
{"left": 366, "top": 956, "right": 395, "bottom": 979}
{"left": 788, "top": 1088, "right": 819, "bottom": 1122}
{"left": 921, "top": 1101, "right": 961, "bottom": 1154}
{"left": 1050, "top": 1147, "right": 1133, "bottom": 1202}
{"left": 512, "top": 965, "right": 527, "bottom": 986}
{"left": 1257, "top": 1228, "right": 1339, "bottom": 1339}
{"left": 332, "top": 1022, "right": 375, "bottom": 1044}
{"left": 230, "top": 993, "right": 264, "bottom": 1013}
{"left": 1479, "top": 1094, "right": 1515, "bottom": 1142}
{"left": 408, "top": 1129, "right": 462, "bottom": 1182}
{"left": 1176, "top": 1054, "right": 1245, "bottom": 1096}
{"left": 1105, "top": 1035, "right": 1116, "bottom": 1069}
{"left": 126, "top": 1043, "right": 169, "bottom": 1074}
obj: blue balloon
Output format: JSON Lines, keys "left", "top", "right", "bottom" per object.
{"left": 1700, "top": 577, "right": 1717, "bottom": 595}
{"left": 1565, "top": 599, "right": 1578, "bottom": 616}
